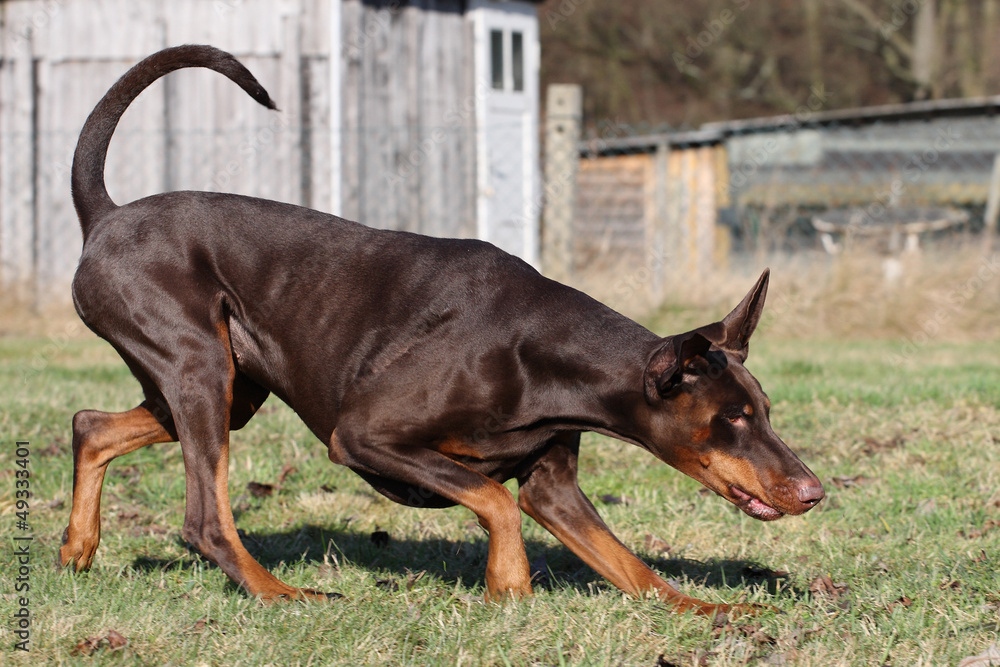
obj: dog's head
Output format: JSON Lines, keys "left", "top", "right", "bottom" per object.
{"left": 640, "top": 269, "right": 823, "bottom": 520}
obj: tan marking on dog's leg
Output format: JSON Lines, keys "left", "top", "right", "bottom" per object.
{"left": 202, "top": 440, "right": 330, "bottom": 601}
{"left": 520, "top": 490, "right": 763, "bottom": 617}
{"left": 454, "top": 481, "right": 532, "bottom": 601}
{"left": 60, "top": 403, "right": 175, "bottom": 572}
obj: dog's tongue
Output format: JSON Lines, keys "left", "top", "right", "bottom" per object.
{"left": 730, "top": 486, "right": 783, "bottom": 521}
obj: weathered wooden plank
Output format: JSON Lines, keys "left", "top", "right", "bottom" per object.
{"left": 164, "top": 0, "right": 284, "bottom": 57}
{"left": 665, "top": 148, "right": 685, "bottom": 276}
{"left": 33, "top": 59, "right": 98, "bottom": 301}
{"left": 44, "top": 0, "right": 162, "bottom": 61}
{"left": 695, "top": 146, "right": 716, "bottom": 273}
{"left": 361, "top": 0, "right": 397, "bottom": 230}
{"left": 277, "top": 0, "right": 305, "bottom": 206}
{"left": 0, "top": 46, "right": 37, "bottom": 297}
{"left": 340, "top": 0, "right": 363, "bottom": 223}
{"left": 296, "top": 0, "right": 331, "bottom": 56}
{"left": 303, "top": 55, "right": 332, "bottom": 212}
{"left": 401, "top": 5, "right": 421, "bottom": 234}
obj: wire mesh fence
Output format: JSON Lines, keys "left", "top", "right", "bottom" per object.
{"left": 558, "top": 108, "right": 1000, "bottom": 290}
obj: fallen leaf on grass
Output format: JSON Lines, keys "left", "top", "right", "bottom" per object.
{"left": 316, "top": 562, "right": 338, "bottom": 578}
{"left": 644, "top": 534, "right": 672, "bottom": 555}
{"left": 189, "top": 618, "right": 217, "bottom": 634}
{"left": 710, "top": 613, "right": 776, "bottom": 645}
{"left": 808, "top": 575, "right": 849, "bottom": 599}
{"left": 71, "top": 630, "right": 128, "bottom": 656}
{"left": 72, "top": 637, "right": 102, "bottom": 657}
{"left": 886, "top": 596, "right": 913, "bottom": 612}
{"left": 106, "top": 630, "right": 127, "bottom": 650}
{"left": 654, "top": 655, "right": 682, "bottom": 667}
{"left": 939, "top": 579, "right": 962, "bottom": 591}
{"left": 320, "top": 484, "right": 337, "bottom": 493}
{"left": 958, "top": 644, "right": 1000, "bottom": 667}
{"left": 247, "top": 481, "right": 274, "bottom": 498}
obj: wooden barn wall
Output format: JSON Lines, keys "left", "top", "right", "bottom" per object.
{"left": 0, "top": 0, "right": 478, "bottom": 303}
{"left": 0, "top": 0, "right": 334, "bottom": 303}
{"left": 340, "top": 0, "right": 476, "bottom": 238}
{"left": 574, "top": 146, "right": 724, "bottom": 278}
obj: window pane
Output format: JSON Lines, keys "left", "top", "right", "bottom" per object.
{"left": 490, "top": 29, "right": 504, "bottom": 90}
{"left": 512, "top": 31, "right": 524, "bottom": 92}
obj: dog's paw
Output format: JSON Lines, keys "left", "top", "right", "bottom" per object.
{"left": 59, "top": 527, "right": 98, "bottom": 572}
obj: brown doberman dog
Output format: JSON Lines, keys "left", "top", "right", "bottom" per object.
{"left": 60, "top": 45, "right": 823, "bottom": 616}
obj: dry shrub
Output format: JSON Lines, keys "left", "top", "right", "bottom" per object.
{"left": 761, "top": 245, "right": 1000, "bottom": 341}
{"left": 577, "top": 242, "right": 1000, "bottom": 341}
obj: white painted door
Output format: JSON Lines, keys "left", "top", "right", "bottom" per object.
{"left": 471, "top": 1, "right": 539, "bottom": 266}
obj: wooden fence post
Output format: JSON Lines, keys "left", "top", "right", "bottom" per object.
{"left": 542, "top": 84, "right": 581, "bottom": 282}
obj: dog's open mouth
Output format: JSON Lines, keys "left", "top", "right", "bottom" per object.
{"left": 730, "top": 485, "right": 784, "bottom": 521}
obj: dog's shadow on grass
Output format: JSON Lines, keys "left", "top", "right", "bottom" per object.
{"left": 131, "top": 522, "right": 808, "bottom": 604}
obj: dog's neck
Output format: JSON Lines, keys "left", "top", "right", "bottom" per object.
{"left": 509, "top": 297, "right": 663, "bottom": 448}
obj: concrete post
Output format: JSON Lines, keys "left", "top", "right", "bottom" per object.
{"left": 542, "top": 84, "right": 582, "bottom": 282}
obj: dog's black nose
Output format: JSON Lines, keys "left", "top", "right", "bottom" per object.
{"left": 796, "top": 483, "right": 825, "bottom": 506}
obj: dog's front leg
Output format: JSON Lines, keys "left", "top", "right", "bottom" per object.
{"left": 517, "top": 434, "right": 756, "bottom": 617}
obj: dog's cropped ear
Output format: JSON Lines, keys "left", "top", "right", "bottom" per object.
{"left": 644, "top": 332, "right": 713, "bottom": 403}
{"left": 718, "top": 268, "right": 769, "bottom": 362}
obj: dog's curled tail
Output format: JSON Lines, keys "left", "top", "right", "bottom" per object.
{"left": 71, "top": 44, "right": 277, "bottom": 241}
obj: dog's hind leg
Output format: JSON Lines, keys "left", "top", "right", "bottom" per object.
{"left": 60, "top": 349, "right": 269, "bottom": 576}
{"left": 60, "top": 398, "right": 178, "bottom": 571}
{"left": 146, "top": 316, "right": 328, "bottom": 601}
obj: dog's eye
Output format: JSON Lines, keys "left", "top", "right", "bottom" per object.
{"left": 725, "top": 404, "right": 753, "bottom": 424}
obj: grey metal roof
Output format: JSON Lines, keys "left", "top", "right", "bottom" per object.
{"left": 581, "top": 96, "right": 1000, "bottom": 155}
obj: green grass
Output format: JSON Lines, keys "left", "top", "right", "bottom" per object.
{"left": 1, "top": 334, "right": 999, "bottom": 665}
